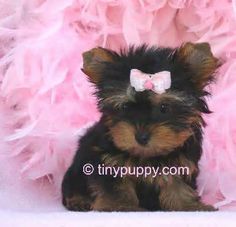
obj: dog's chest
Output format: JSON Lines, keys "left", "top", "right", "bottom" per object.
{"left": 100, "top": 152, "right": 198, "bottom": 185}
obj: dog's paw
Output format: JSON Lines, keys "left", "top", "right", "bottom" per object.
{"left": 182, "top": 202, "right": 218, "bottom": 212}
{"left": 197, "top": 204, "right": 218, "bottom": 211}
{"left": 92, "top": 205, "right": 146, "bottom": 212}
{"left": 63, "top": 195, "right": 92, "bottom": 211}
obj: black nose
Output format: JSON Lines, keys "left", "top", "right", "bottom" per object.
{"left": 135, "top": 132, "right": 150, "bottom": 145}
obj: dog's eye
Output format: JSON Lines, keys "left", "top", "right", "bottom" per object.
{"left": 160, "top": 103, "right": 170, "bottom": 114}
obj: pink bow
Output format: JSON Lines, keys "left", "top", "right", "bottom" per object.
{"left": 130, "top": 69, "right": 171, "bottom": 94}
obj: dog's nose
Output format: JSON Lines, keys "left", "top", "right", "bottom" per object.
{"left": 135, "top": 132, "right": 150, "bottom": 145}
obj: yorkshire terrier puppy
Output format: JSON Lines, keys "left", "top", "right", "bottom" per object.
{"left": 62, "top": 42, "right": 219, "bottom": 211}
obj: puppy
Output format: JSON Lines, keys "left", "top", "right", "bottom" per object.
{"left": 62, "top": 43, "right": 219, "bottom": 211}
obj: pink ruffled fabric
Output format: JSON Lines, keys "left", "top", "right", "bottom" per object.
{"left": 0, "top": 0, "right": 236, "bottom": 210}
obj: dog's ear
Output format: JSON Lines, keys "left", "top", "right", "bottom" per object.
{"left": 82, "top": 47, "right": 116, "bottom": 83}
{"left": 176, "top": 42, "right": 220, "bottom": 90}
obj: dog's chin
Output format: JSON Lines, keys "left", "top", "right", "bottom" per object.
{"left": 127, "top": 146, "right": 173, "bottom": 158}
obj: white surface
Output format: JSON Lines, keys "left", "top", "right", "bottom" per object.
{"left": 0, "top": 210, "right": 236, "bottom": 227}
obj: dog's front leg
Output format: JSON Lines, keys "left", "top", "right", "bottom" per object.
{"left": 158, "top": 176, "right": 217, "bottom": 211}
{"left": 91, "top": 178, "right": 144, "bottom": 211}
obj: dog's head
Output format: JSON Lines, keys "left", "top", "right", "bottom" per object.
{"left": 82, "top": 43, "right": 219, "bottom": 157}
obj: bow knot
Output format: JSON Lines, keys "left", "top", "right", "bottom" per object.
{"left": 130, "top": 69, "right": 171, "bottom": 94}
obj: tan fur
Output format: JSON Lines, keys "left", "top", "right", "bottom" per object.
{"left": 64, "top": 194, "right": 92, "bottom": 211}
{"left": 177, "top": 154, "right": 198, "bottom": 182}
{"left": 104, "top": 115, "right": 114, "bottom": 127}
{"left": 98, "top": 151, "right": 213, "bottom": 211}
{"left": 100, "top": 150, "right": 196, "bottom": 186}
{"left": 149, "top": 125, "right": 193, "bottom": 154}
{"left": 109, "top": 121, "right": 193, "bottom": 157}
{"left": 177, "top": 42, "right": 219, "bottom": 90}
{"left": 82, "top": 47, "right": 115, "bottom": 83}
{"left": 91, "top": 179, "right": 141, "bottom": 211}
{"left": 109, "top": 121, "right": 137, "bottom": 151}
{"left": 158, "top": 176, "right": 216, "bottom": 211}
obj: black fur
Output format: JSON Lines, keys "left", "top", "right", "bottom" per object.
{"left": 62, "top": 43, "right": 219, "bottom": 211}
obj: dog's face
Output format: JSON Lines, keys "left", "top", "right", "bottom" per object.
{"left": 82, "top": 43, "right": 219, "bottom": 157}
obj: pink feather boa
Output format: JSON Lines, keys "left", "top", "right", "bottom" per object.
{"left": 0, "top": 0, "right": 236, "bottom": 210}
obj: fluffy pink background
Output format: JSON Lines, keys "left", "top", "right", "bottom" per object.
{"left": 0, "top": 0, "right": 236, "bottom": 212}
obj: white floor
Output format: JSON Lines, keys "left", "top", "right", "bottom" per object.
{"left": 1, "top": 210, "right": 236, "bottom": 227}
